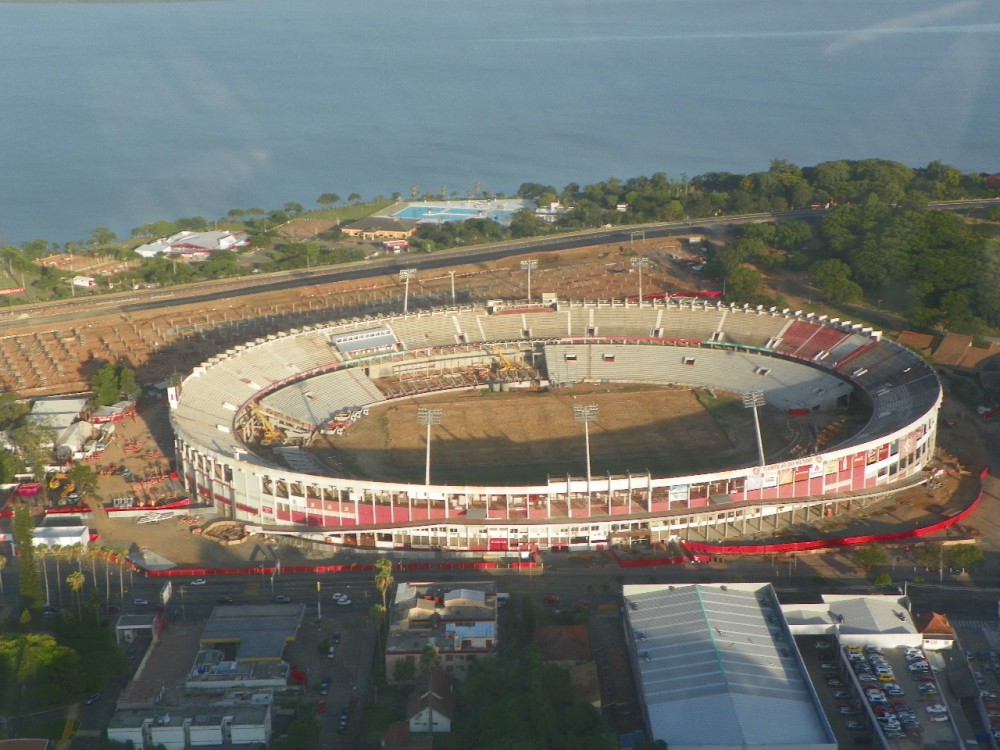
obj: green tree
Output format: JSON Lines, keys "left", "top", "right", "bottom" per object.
{"left": 393, "top": 656, "right": 416, "bottom": 683}
{"left": 13, "top": 507, "right": 41, "bottom": 608}
{"left": 283, "top": 202, "right": 304, "bottom": 216}
{"left": 316, "top": 193, "right": 340, "bottom": 207}
{"left": 0, "top": 392, "right": 29, "bottom": 429}
{"left": 89, "top": 227, "right": 117, "bottom": 246}
{"left": 67, "top": 570, "right": 85, "bottom": 617}
{"left": 851, "top": 544, "right": 888, "bottom": 574}
{"left": 942, "top": 543, "right": 984, "bottom": 572}
{"left": 419, "top": 643, "right": 442, "bottom": 736}
{"left": 724, "top": 266, "right": 763, "bottom": 303}
{"left": 0, "top": 449, "right": 24, "bottom": 484}
{"left": 90, "top": 363, "right": 136, "bottom": 406}
{"left": 374, "top": 557, "right": 393, "bottom": 615}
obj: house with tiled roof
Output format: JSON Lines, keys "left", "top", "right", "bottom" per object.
{"left": 341, "top": 216, "right": 418, "bottom": 241}
{"left": 534, "top": 624, "right": 592, "bottom": 668}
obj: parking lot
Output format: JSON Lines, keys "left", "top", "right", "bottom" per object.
{"left": 799, "top": 635, "right": 972, "bottom": 750}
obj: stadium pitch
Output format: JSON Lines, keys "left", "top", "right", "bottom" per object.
{"left": 310, "top": 383, "right": 789, "bottom": 485}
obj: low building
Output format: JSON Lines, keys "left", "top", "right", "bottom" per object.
{"left": 133, "top": 230, "right": 249, "bottom": 260}
{"left": 341, "top": 216, "right": 418, "bottom": 241}
{"left": 406, "top": 669, "right": 457, "bottom": 734}
{"left": 534, "top": 624, "right": 591, "bottom": 668}
{"left": 385, "top": 582, "right": 498, "bottom": 682}
{"left": 107, "top": 704, "right": 270, "bottom": 750}
{"left": 782, "top": 593, "right": 920, "bottom": 650}
{"left": 624, "top": 582, "right": 836, "bottom": 750}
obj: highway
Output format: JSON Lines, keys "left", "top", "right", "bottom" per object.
{"left": 4, "top": 198, "right": 997, "bottom": 330}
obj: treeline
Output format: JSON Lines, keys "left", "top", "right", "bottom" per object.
{"left": 2, "top": 158, "right": 996, "bottom": 306}
{"left": 701, "top": 192, "right": 1000, "bottom": 336}
{"left": 409, "top": 158, "right": 998, "bottom": 251}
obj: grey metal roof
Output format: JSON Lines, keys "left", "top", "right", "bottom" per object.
{"left": 823, "top": 594, "right": 917, "bottom": 636}
{"left": 624, "top": 583, "right": 835, "bottom": 749}
{"left": 199, "top": 604, "right": 305, "bottom": 660}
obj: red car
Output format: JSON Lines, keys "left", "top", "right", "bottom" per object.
{"left": 316, "top": 699, "right": 326, "bottom": 714}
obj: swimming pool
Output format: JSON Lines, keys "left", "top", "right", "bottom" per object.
{"left": 390, "top": 199, "right": 532, "bottom": 226}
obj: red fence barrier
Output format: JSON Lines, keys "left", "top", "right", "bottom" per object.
{"left": 681, "top": 468, "right": 989, "bottom": 557}
{"left": 142, "top": 559, "right": 538, "bottom": 577}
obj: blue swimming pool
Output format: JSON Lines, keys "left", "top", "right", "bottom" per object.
{"left": 391, "top": 200, "right": 531, "bottom": 226}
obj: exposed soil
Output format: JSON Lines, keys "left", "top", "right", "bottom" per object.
{"left": 310, "top": 384, "right": 788, "bottom": 485}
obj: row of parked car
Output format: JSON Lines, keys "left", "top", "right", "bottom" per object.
{"left": 847, "top": 644, "right": 947, "bottom": 739}
{"left": 980, "top": 688, "right": 1000, "bottom": 742}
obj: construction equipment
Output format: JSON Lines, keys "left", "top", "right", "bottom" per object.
{"left": 491, "top": 346, "right": 516, "bottom": 372}
{"left": 249, "top": 404, "right": 284, "bottom": 446}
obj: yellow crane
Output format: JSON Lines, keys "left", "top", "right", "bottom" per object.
{"left": 492, "top": 346, "right": 516, "bottom": 372}
{"left": 250, "top": 404, "right": 284, "bottom": 446}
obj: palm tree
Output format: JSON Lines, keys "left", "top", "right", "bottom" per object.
{"left": 418, "top": 643, "right": 441, "bottom": 736}
{"left": 110, "top": 546, "right": 129, "bottom": 602}
{"left": 35, "top": 545, "right": 51, "bottom": 606}
{"left": 66, "top": 570, "right": 85, "bottom": 617}
{"left": 374, "top": 558, "right": 393, "bottom": 620}
{"left": 52, "top": 545, "right": 70, "bottom": 608}
{"left": 371, "top": 603, "right": 386, "bottom": 649}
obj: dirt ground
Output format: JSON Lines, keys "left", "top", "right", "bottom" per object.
{"left": 312, "top": 384, "right": 772, "bottom": 485}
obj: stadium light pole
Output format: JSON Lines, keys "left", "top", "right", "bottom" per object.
{"left": 573, "top": 403, "right": 599, "bottom": 486}
{"left": 520, "top": 259, "right": 538, "bottom": 302}
{"left": 631, "top": 256, "right": 650, "bottom": 302}
{"left": 399, "top": 268, "right": 417, "bottom": 313}
{"left": 448, "top": 270, "right": 456, "bottom": 305}
{"left": 742, "top": 390, "right": 767, "bottom": 467}
{"left": 417, "top": 407, "right": 443, "bottom": 487}
{"left": 629, "top": 230, "right": 645, "bottom": 253}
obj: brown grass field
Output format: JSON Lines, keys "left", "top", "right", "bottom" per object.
{"left": 310, "top": 384, "right": 787, "bottom": 485}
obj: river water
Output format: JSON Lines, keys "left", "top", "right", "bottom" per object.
{"left": 0, "top": 0, "right": 997, "bottom": 244}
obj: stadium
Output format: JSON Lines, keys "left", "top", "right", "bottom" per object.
{"left": 168, "top": 297, "right": 941, "bottom": 552}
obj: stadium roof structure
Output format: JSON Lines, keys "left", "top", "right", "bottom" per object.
{"left": 623, "top": 582, "right": 835, "bottom": 750}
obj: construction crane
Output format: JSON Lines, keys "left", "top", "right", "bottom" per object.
{"left": 249, "top": 404, "right": 284, "bottom": 446}
{"left": 491, "top": 346, "right": 516, "bottom": 372}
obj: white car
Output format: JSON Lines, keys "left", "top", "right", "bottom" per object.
{"left": 331, "top": 593, "right": 346, "bottom": 601}
{"left": 191, "top": 578, "right": 207, "bottom": 586}
{"left": 337, "top": 598, "right": 352, "bottom": 606}
{"left": 925, "top": 704, "right": 948, "bottom": 715}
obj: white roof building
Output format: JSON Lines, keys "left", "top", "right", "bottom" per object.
{"left": 133, "top": 230, "right": 248, "bottom": 259}
{"left": 782, "top": 594, "right": 920, "bottom": 649}
{"left": 623, "top": 582, "right": 836, "bottom": 750}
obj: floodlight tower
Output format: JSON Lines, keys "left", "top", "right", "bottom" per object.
{"left": 520, "top": 259, "right": 538, "bottom": 302}
{"left": 631, "top": 256, "right": 651, "bottom": 302}
{"left": 573, "top": 403, "right": 599, "bottom": 484}
{"left": 399, "top": 268, "right": 417, "bottom": 313}
{"left": 417, "top": 407, "right": 443, "bottom": 487}
{"left": 742, "top": 390, "right": 767, "bottom": 467}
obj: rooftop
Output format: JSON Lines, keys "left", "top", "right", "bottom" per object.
{"left": 624, "top": 582, "right": 835, "bottom": 749}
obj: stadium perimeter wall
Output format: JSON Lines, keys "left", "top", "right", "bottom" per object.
{"left": 170, "top": 300, "right": 941, "bottom": 552}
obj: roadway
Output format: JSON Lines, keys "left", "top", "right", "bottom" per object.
{"left": 5, "top": 198, "right": 997, "bottom": 331}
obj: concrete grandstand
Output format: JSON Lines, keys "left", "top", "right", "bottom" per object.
{"left": 168, "top": 298, "right": 941, "bottom": 552}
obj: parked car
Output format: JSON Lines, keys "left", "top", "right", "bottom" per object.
{"left": 332, "top": 632, "right": 341, "bottom": 645}
{"left": 274, "top": 595, "right": 291, "bottom": 603}
{"left": 190, "top": 578, "right": 207, "bottom": 586}
{"left": 132, "top": 597, "right": 148, "bottom": 606}
{"left": 85, "top": 693, "right": 100, "bottom": 705}
{"left": 315, "top": 699, "right": 326, "bottom": 714}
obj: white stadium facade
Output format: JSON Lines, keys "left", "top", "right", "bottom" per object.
{"left": 168, "top": 298, "right": 941, "bottom": 552}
